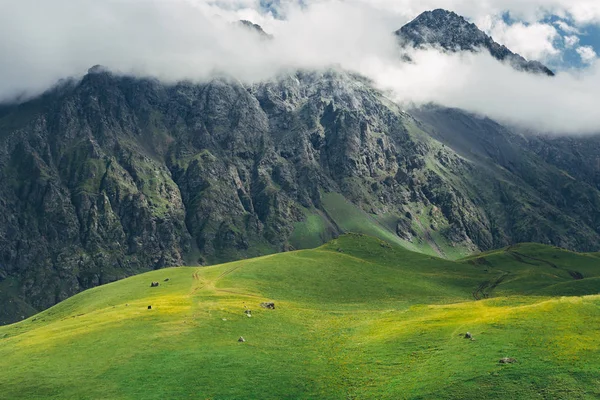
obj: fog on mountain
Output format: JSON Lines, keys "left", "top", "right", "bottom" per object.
{"left": 1, "top": 1, "right": 600, "bottom": 134}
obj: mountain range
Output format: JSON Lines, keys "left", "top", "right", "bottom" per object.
{"left": 1, "top": 9, "right": 599, "bottom": 325}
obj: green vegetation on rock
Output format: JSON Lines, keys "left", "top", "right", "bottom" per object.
{"left": 2, "top": 68, "right": 600, "bottom": 325}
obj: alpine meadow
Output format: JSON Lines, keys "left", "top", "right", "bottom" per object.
{"left": 1, "top": 2, "right": 600, "bottom": 399}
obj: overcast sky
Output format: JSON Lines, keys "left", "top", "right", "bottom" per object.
{"left": 1, "top": 0, "right": 600, "bottom": 134}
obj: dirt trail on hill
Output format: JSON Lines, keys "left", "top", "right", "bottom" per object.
{"left": 191, "top": 265, "right": 253, "bottom": 296}
{"left": 473, "top": 272, "right": 509, "bottom": 300}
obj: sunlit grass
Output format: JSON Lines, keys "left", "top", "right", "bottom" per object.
{"left": 1, "top": 234, "right": 599, "bottom": 399}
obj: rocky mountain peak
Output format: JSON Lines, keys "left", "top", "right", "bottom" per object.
{"left": 239, "top": 20, "right": 273, "bottom": 39}
{"left": 398, "top": 9, "right": 486, "bottom": 48}
{"left": 396, "top": 9, "right": 555, "bottom": 76}
{"left": 87, "top": 65, "right": 110, "bottom": 75}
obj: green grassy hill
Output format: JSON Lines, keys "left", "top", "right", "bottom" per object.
{"left": 1, "top": 234, "right": 600, "bottom": 399}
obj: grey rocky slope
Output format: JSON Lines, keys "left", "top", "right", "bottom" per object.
{"left": 1, "top": 13, "right": 599, "bottom": 324}
{"left": 396, "top": 9, "right": 555, "bottom": 76}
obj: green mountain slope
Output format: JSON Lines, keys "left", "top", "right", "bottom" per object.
{"left": 2, "top": 67, "right": 600, "bottom": 325}
{"left": 2, "top": 234, "right": 599, "bottom": 399}
{"left": 3, "top": 10, "right": 600, "bottom": 327}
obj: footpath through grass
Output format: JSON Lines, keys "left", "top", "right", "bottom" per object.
{"left": 1, "top": 234, "right": 600, "bottom": 399}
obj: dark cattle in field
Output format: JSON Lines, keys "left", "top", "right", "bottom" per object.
{"left": 260, "top": 302, "right": 276, "bottom": 310}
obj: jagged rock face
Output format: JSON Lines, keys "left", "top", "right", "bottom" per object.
{"left": 1, "top": 67, "right": 599, "bottom": 324}
{"left": 525, "top": 135, "right": 600, "bottom": 191}
{"left": 412, "top": 106, "right": 600, "bottom": 249}
{"left": 0, "top": 5, "right": 597, "bottom": 324}
{"left": 396, "top": 9, "right": 555, "bottom": 76}
{"left": 0, "top": 74, "right": 193, "bottom": 323}
{"left": 239, "top": 20, "right": 273, "bottom": 39}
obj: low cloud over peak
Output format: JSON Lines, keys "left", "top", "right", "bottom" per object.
{"left": 1, "top": 0, "right": 600, "bottom": 134}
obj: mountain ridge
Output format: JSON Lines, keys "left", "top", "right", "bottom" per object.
{"left": 0, "top": 10, "right": 598, "bottom": 325}
{"left": 239, "top": 20, "right": 273, "bottom": 39}
{"left": 396, "top": 9, "right": 555, "bottom": 76}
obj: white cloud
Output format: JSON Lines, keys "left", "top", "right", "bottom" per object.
{"left": 279, "top": 0, "right": 600, "bottom": 25}
{"left": 1, "top": 0, "right": 600, "bottom": 135}
{"left": 577, "top": 45, "right": 598, "bottom": 63}
{"left": 564, "top": 35, "right": 580, "bottom": 48}
{"left": 185, "top": 0, "right": 600, "bottom": 27}
{"left": 369, "top": 48, "right": 600, "bottom": 134}
{"left": 555, "top": 20, "right": 580, "bottom": 34}
{"left": 485, "top": 19, "right": 560, "bottom": 61}
{"left": 0, "top": 0, "right": 400, "bottom": 100}
{"left": 559, "top": 1, "right": 600, "bottom": 25}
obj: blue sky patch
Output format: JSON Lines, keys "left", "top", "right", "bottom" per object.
{"left": 493, "top": 12, "right": 598, "bottom": 70}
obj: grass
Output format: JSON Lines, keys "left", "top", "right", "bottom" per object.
{"left": 1, "top": 234, "right": 600, "bottom": 399}
{"left": 320, "top": 192, "right": 439, "bottom": 256}
{"left": 289, "top": 208, "right": 336, "bottom": 250}
{"left": 462, "top": 243, "right": 600, "bottom": 297}
{"left": 319, "top": 192, "right": 471, "bottom": 259}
